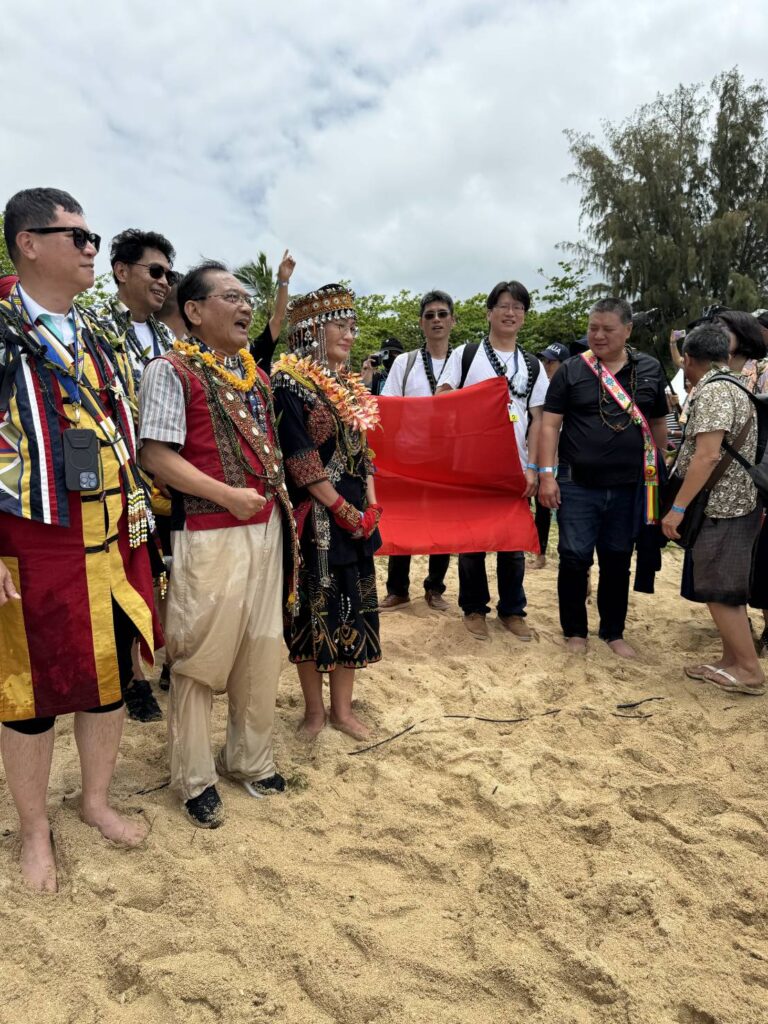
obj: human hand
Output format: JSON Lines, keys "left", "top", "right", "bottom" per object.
{"left": 0, "top": 558, "right": 20, "bottom": 606}
{"left": 153, "top": 475, "right": 171, "bottom": 499}
{"left": 225, "top": 486, "right": 266, "bottom": 521}
{"left": 360, "top": 503, "right": 382, "bottom": 539}
{"left": 538, "top": 475, "right": 560, "bottom": 509}
{"left": 360, "top": 358, "right": 374, "bottom": 387}
{"left": 277, "top": 249, "right": 296, "bottom": 285}
{"left": 523, "top": 468, "right": 538, "bottom": 499}
{"left": 661, "top": 509, "right": 683, "bottom": 540}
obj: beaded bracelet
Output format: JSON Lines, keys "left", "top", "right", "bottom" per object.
{"left": 671, "top": 503, "right": 687, "bottom": 514}
{"left": 538, "top": 466, "right": 555, "bottom": 474}
{"left": 525, "top": 463, "right": 539, "bottom": 471}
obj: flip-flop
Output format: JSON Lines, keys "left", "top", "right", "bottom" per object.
{"left": 694, "top": 665, "right": 766, "bottom": 696}
{"left": 684, "top": 664, "right": 714, "bottom": 681}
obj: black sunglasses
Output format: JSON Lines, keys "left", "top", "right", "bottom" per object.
{"left": 423, "top": 309, "right": 451, "bottom": 320}
{"left": 128, "top": 262, "right": 179, "bottom": 285}
{"left": 26, "top": 226, "right": 101, "bottom": 253}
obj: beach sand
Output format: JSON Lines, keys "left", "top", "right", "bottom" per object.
{"left": 1, "top": 548, "right": 767, "bottom": 1023}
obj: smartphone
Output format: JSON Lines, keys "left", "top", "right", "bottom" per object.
{"left": 672, "top": 329, "right": 686, "bottom": 341}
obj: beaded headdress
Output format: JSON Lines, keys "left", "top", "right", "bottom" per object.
{"left": 287, "top": 283, "right": 356, "bottom": 360}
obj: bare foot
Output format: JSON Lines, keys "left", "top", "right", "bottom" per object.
{"left": 20, "top": 829, "right": 57, "bottom": 893}
{"left": 565, "top": 636, "right": 587, "bottom": 654}
{"left": 529, "top": 554, "right": 546, "bottom": 570}
{"left": 329, "top": 712, "right": 371, "bottom": 741}
{"left": 297, "top": 711, "right": 327, "bottom": 740}
{"left": 81, "top": 806, "right": 148, "bottom": 848}
{"left": 606, "top": 639, "right": 637, "bottom": 659}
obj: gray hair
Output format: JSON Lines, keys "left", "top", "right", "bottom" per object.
{"left": 589, "top": 297, "right": 633, "bottom": 325}
{"left": 681, "top": 323, "right": 730, "bottom": 364}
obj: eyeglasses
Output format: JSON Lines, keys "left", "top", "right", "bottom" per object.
{"left": 325, "top": 319, "right": 357, "bottom": 337}
{"left": 26, "top": 226, "right": 101, "bottom": 253}
{"left": 196, "top": 290, "right": 255, "bottom": 310}
{"left": 423, "top": 310, "right": 451, "bottom": 320}
{"left": 129, "top": 262, "right": 179, "bottom": 285}
{"left": 494, "top": 302, "right": 526, "bottom": 314}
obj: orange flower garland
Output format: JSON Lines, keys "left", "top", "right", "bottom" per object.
{"left": 274, "top": 353, "right": 380, "bottom": 432}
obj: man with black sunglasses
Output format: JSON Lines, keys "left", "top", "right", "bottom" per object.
{"left": 380, "top": 289, "right": 456, "bottom": 611}
{"left": 0, "top": 187, "right": 161, "bottom": 890}
{"left": 96, "top": 228, "right": 178, "bottom": 722}
{"left": 100, "top": 228, "right": 177, "bottom": 388}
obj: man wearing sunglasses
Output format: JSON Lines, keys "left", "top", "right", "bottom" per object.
{"left": 100, "top": 228, "right": 177, "bottom": 387}
{"left": 0, "top": 187, "right": 161, "bottom": 890}
{"left": 96, "top": 228, "right": 179, "bottom": 722}
{"left": 380, "top": 290, "right": 456, "bottom": 611}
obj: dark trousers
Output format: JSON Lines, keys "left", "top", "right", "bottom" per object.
{"left": 386, "top": 554, "right": 450, "bottom": 597}
{"left": 556, "top": 473, "right": 637, "bottom": 641}
{"left": 458, "top": 551, "right": 526, "bottom": 617}
{"left": 534, "top": 498, "right": 551, "bottom": 556}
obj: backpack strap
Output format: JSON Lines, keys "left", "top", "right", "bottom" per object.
{"left": 521, "top": 350, "right": 541, "bottom": 409}
{"left": 400, "top": 349, "right": 420, "bottom": 395}
{"left": 459, "top": 343, "right": 480, "bottom": 388}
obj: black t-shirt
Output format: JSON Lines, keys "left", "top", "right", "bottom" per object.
{"left": 543, "top": 349, "right": 668, "bottom": 487}
{"left": 250, "top": 321, "right": 278, "bottom": 373}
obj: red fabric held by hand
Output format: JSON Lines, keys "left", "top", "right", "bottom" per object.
{"left": 370, "top": 377, "right": 539, "bottom": 556}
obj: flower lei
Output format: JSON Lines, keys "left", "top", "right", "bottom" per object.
{"left": 274, "top": 352, "right": 380, "bottom": 431}
{"left": 173, "top": 339, "right": 258, "bottom": 393}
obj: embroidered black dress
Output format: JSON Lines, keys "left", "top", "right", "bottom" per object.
{"left": 272, "top": 367, "right": 381, "bottom": 671}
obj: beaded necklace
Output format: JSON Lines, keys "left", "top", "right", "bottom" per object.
{"left": 596, "top": 353, "right": 637, "bottom": 432}
{"left": 419, "top": 343, "right": 452, "bottom": 395}
{"left": 482, "top": 336, "right": 530, "bottom": 398}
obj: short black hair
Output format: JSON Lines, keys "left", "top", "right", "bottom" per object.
{"left": 682, "top": 323, "right": 730, "bottom": 364}
{"left": 486, "top": 280, "right": 531, "bottom": 312}
{"left": 177, "top": 260, "right": 228, "bottom": 330}
{"left": 589, "top": 297, "right": 633, "bottom": 324}
{"left": 3, "top": 187, "right": 83, "bottom": 262}
{"left": 715, "top": 309, "right": 767, "bottom": 360}
{"left": 756, "top": 311, "right": 768, "bottom": 330}
{"left": 110, "top": 228, "right": 176, "bottom": 283}
{"left": 420, "top": 290, "right": 454, "bottom": 316}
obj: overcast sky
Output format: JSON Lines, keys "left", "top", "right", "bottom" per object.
{"left": 2, "top": 0, "right": 767, "bottom": 299}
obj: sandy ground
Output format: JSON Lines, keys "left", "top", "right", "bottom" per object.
{"left": 1, "top": 546, "right": 768, "bottom": 1024}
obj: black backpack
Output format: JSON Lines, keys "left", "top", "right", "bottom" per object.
{"left": 709, "top": 373, "right": 768, "bottom": 499}
{"left": 458, "top": 342, "right": 540, "bottom": 408}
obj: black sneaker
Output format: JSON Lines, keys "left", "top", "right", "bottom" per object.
{"left": 242, "top": 773, "right": 286, "bottom": 798}
{"left": 159, "top": 662, "right": 171, "bottom": 692}
{"left": 123, "top": 678, "right": 163, "bottom": 722}
{"left": 185, "top": 784, "right": 224, "bottom": 828}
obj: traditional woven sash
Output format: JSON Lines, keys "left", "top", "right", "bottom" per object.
{"left": 580, "top": 349, "right": 660, "bottom": 523}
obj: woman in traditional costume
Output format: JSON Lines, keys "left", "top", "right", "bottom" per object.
{"left": 272, "top": 284, "right": 382, "bottom": 740}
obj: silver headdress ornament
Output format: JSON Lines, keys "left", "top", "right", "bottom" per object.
{"left": 286, "top": 283, "right": 356, "bottom": 364}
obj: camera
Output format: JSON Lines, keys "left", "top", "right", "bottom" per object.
{"left": 368, "top": 350, "right": 386, "bottom": 368}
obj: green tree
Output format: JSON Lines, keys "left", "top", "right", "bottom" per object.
{"left": 565, "top": 68, "right": 768, "bottom": 327}
{"left": 235, "top": 252, "right": 279, "bottom": 340}
{"left": 0, "top": 214, "right": 14, "bottom": 276}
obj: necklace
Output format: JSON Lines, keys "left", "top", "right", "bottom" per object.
{"left": 596, "top": 353, "right": 637, "bottom": 432}
{"left": 174, "top": 339, "right": 258, "bottom": 393}
{"left": 274, "top": 352, "right": 380, "bottom": 432}
{"left": 420, "top": 343, "right": 452, "bottom": 395}
{"left": 482, "top": 336, "right": 529, "bottom": 398}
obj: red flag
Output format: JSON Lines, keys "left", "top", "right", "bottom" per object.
{"left": 371, "top": 376, "right": 540, "bottom": 555}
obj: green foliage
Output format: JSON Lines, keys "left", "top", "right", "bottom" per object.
{"left": 565, "top": 68, "right": 768, "bottom": 328}
{"left": 350, "top": 261, "right": 590, "bottom": 366}
{"left": 77, "top": 272, "right": 114, "bottom": 309}
{"left": 0, "top": 214, "right": 14, "bottom": 276}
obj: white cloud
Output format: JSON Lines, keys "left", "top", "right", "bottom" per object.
{"left": 2, "top": 0, "right": 767, "bottom": 300}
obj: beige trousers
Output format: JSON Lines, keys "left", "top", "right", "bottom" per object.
{"left": 165, "top": 509, "right": 284, "bottom": 801}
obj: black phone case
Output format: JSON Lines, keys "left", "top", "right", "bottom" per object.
{"left": 63, "top": 428, "right": 102, "bottom": 492}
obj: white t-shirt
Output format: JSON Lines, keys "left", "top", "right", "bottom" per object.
{"left": 442, "top": 342, "right": 548, "bottom": 462}
{"left": 132, "top": 319, "right": 156, "bottom": 357}
{"left": 381, "top": 349, "right": 449, "bottom": 397}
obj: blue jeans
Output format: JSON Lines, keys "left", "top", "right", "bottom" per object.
{"left": 557, "top": 469, "right": 638, "bottom": 641}
{"left": 458, "top": 551, "right": 526, "bottom": 617}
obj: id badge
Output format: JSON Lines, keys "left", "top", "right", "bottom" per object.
{"left": 507, "top": 403, "right": 519, "bottom": 423}
{"left": 63, "top": 428, "right": 102, "bottom": 492}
